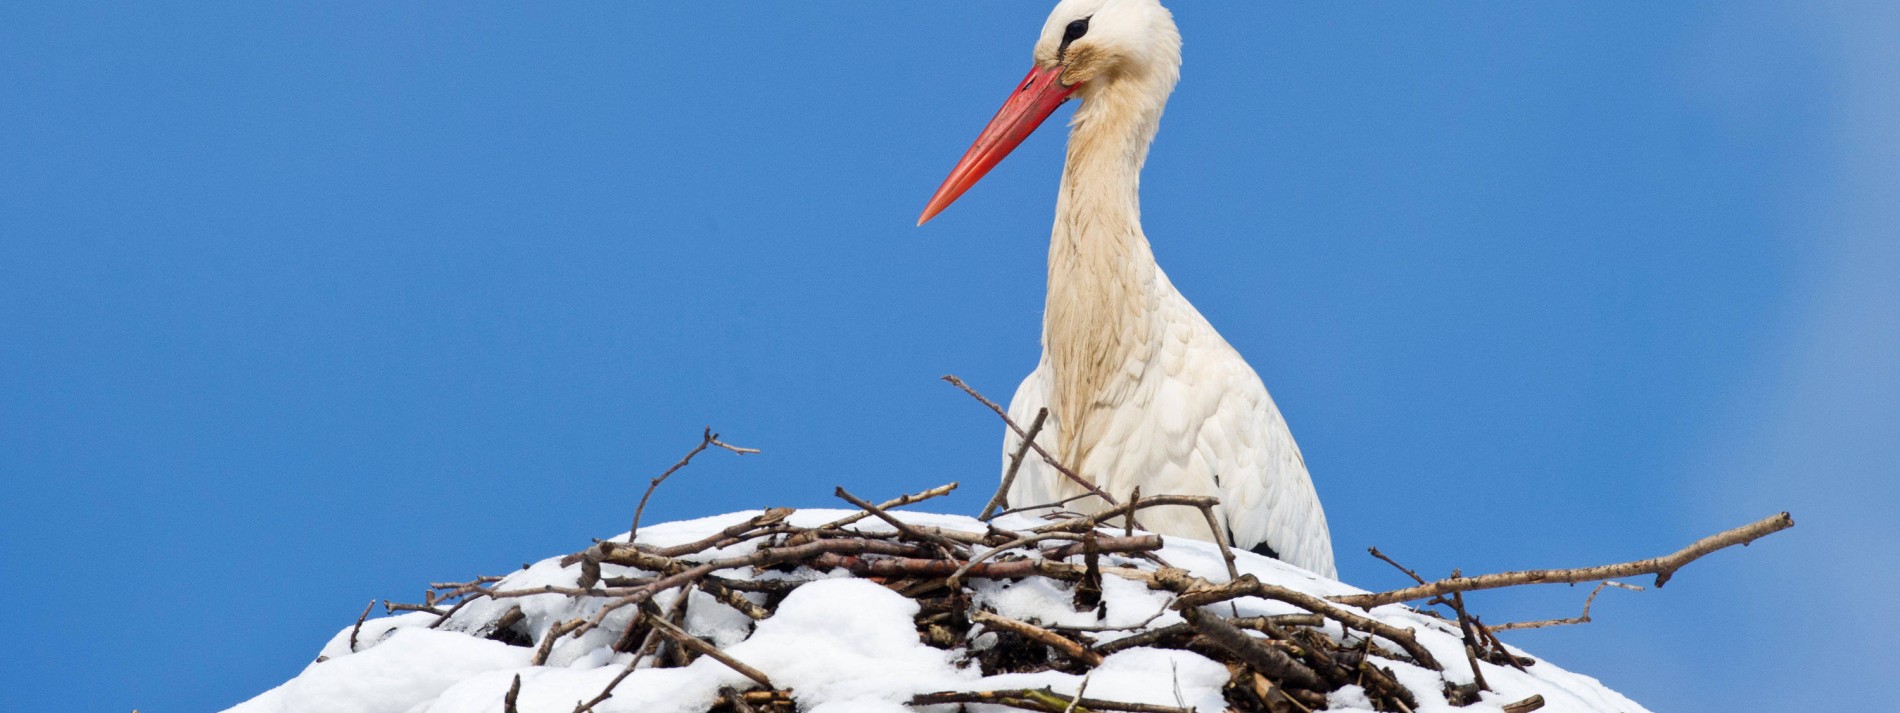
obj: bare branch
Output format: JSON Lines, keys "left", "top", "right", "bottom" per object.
{"left": 348, "top": 599, "right": 376, "bottom": 653}
{"left": 1504, "top": 694, "right": 1546, "bottom": 713}
{"left": 973, "top": 609, "right": 1103, "bottom": 666}
{"left": 835, "top": 487, "right": 969, "bottom": 557}
{"left": 629, "top": 427, "right": 758, "bottom": 543}
{"left": 646, "top": 615, "right": 774, "bottom": 689}
{"left": 1333, "top": 512, "right": 1794, "bottom": 609}
{"left": 1367, "top": 547, "right": 1427, "bottom": 585}
{"left": 1180, "top": 607, "right": 1324, "bottom": 690}
{"left": 1162, "top": 571, "right": 1442, "bottom": 671}
{"left": 983, "top": 407, "right": 1048, "bottom": 520}
{"left": 913, "top": 688, "right": 1193, "bottom": 713}
{"left": 1491, "top": 581, "right": 1644, "bottom": 631}
{"left": 942, "top": 375, "right": 1119, "bottom": 506}
{"left": 503, "top": 673, "right": 521, "bottom": 713}
{"left": 805, "top": 482, "right": 959, "bottom": 533}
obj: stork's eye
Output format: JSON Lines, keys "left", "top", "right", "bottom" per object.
{"left": 1062, "top": 18, "right": 1091, "bottom": 47}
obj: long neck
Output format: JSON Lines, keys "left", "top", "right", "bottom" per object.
{"left": 1044, "top": 78, "right": 1169, "bottom": 468}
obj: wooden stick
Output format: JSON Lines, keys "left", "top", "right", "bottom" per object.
{"left": 835, "top": 487, "right": 968, "bottom": 556}
{"left": 913, "top": 688, "right": 1193, "bottom": 713}
{"left": 972, "top": 609, "right": 1104, "bottom": 666}
{"left": 1491, "top": 581, "right": 1643, "bottom": 631}
{"left": 983, "top": 407, "right": 1048, "bottom": 520}
{"left": 1180, "top": 606, "right": 1324, "bottom": 691}
{"left": 1333, "top": 512, "right": 1793, "bottom": 609}
{"left": 806, "top": 482, "right": 959, "bottom": 533}
{"left": 1164, "top": 572, "right": 1442, "bottom": 671}
{"left": 646, "top": 615, "right": 774, "bottom": 689}
{"left": 943, "top": 375, "right": 1119, "bottom": 506}
{"left": 629, "top": 427, "right": 758, "bottom": 543}
{"left": 348, "top": 599, "right": 376, "bottom": 653}
{"left": 1503, "top": 694, "right": 1546, "bottom": 713}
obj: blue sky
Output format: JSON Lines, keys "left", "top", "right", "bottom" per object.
{"left": 2, "top": 2, "right": 1892, "bottom": 710}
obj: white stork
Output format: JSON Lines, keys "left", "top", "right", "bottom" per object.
{"left": 919, "top": 0, "right": 1337, "bottom": 578}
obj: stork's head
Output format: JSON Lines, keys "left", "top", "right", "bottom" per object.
{"left": 918, "top": 0, "right": 1181, "bottom": 225}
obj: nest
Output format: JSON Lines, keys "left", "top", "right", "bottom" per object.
{"left": 361, "top": 422, "right": 1788, "bottom": 713}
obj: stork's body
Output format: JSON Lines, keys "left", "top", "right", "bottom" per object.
{"left": 922, "top": 0, "right": 1335, "bottom": 578}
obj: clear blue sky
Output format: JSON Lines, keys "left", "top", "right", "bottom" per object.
{"left": 2, "top": 2, "right": 1893, "bottom": 711}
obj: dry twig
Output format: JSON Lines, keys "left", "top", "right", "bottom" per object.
{"left": 1334, "top": 512, "right": 1793, "bottom": 609}
{"left": 348, "top": 599, "right": 376, "bottom": 653}
{"left": 629, "top": 427, "right": 758, "bottom": 543}
{"left": 646, "top": 615, "right": 775, "bottom": 688}
{"left": 943, "top": 375, "right": 1120, "bottom": 507}
{"left": 973, "top": 609, "right": 1104, "bottom": 667}
{"left": 985, "top": 407, "right": 1049, "bottom": 520}
{"left": 1491, "top": 581, "right": 1644, "bottom": 631}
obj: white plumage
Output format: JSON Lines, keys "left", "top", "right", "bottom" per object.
{"left": 1003, "top": 269, "right": 1336, "bottom": 579}
{"left": 923, "top": 0, "right": 1335, "bottom": 578}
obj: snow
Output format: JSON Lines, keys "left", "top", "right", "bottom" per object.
{"left": 225, "top": 509, "right": 1651, "bottom": 713}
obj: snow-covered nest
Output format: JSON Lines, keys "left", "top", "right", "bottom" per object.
{"left": 228, "top": 501, "right": 1651, "bottom": 713}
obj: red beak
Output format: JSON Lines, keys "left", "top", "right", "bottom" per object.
{"left": 918, "top": 65, "right": 1078, "bottom": 226}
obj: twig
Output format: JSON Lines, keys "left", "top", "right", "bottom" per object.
{"left": 942, "top": 375, "right": 1119, "bottom": 507}
{"left": 1125, "top": 487, "right": 1139, "bottom": 537}
{"left": 533, "top": 617, "right": 585, "bottom": 665}
{"left": 1180, "top": 607, "right": 1324, "bottom": 691}
{"left": 948, "top": 532, "right": 1084, "bottom": 590}
{"left": 1367, "top": 547, "right": 1426, "bottom": 585}
{"left": 1041, "top": 534, "right": 1164, "bottom": 560}
{"left": 1194, "top": 502, "right": 1241, "bottom": 580}
{"left": 835, "top": 487, "right": 968, "bottom": 557}
{"left": 503, "top": 673, "right": 521, "bottom": 713}
{"left": 645, "top": 615, "right": 774, "bottom": 688}
{"left": 629, "top": 427, "right": 758, "bottom": 543}
{"left": 1491, "top": 581, "right": 1644, "bottom": 631}
{"left": 720, "top": 686, "right": 759, "bottom": 713}
{"left": 912, "top": 688, "right": 1193, "bottom": 713}
{"left": 1031, "top": 494, "right": 1220, "bottom": 537}
{"left": 384, "top": 602, "right": 446, "bottom": 615}
{"left": 1054, "top": 596, "right": 1178, "bottom": 633}
{"left": 993, "top": 491, "right": 1099, "bottom": 519}
{"left": 1333, "top": 512, "right": 1794, "bottom": 609}
{"left": 575, "top": 612, "right": 661, "bottom": 713}
{"left": 1163, "top": 571, "right": 1441, "bottom": 670}
{"left": 1065, "top": 670, "right": 1094, "bottom": 713}
{"left": 972, "top": 609, "right": 1104, "bottom": 666}
{"left": 804, "top": 482, "right": 960, "bottom": 534}
{"left": 426, "top": 592, "right": 490, "bottom": 630}
{"left": 1503, "top": 694, "right": 1546, "bottom": 713}
{"left": 984, "top": 407, "right": 1049, "bottom": 520}
{"left": 348, "top": 599, "right": 376, "bottom": 653}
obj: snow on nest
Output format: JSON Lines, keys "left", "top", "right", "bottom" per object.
{"left": 226, "top": 509, "right": 1650, "bottom": 713}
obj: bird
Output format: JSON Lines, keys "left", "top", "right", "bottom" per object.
{"left": 918, "top": 0, "right": 1337, "bottom": 578}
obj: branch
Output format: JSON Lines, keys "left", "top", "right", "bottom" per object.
{"left": 1163, "top": 571, "right": 1442, "bottom": 671}
{"left": 942, "top": 375, "right": 1119, "bottom": 507}
{"left": 348, "top": 599, "right": 376, "bottom": 653}
{"left": 984, "top": 407, "right": 1048, "bottom": 520}
{"left": 1491, "top": 581, "right": 1644, "bottom": 631}
{"left": 804, "top": 482, "right": 959, "bottom": 534}
{"left": 646, "top": 615, "right": 774, "bottom": 689}
{"left": 503, "top": 673, "right": 521, "bottom": 713}
{"left": 973, "top": 609, "right": 1103, "bottom": 666}
{"left": 629, "top": 427, "right": 758, "bottom": 543}
{"left": 913, "top": 688, "right": 1193, "bottom": 713}
{"left": 1179, "top": 607, "right": 1323, "bottom": 691}
{"left": 1366, "top": 547, "right": 1426, "bottom": 585}
{"left": 1333, "top": 512, "right": 1794, "bottom": 609}
{"left": 835, "top": 487, "right": 968, "bottom": 557}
